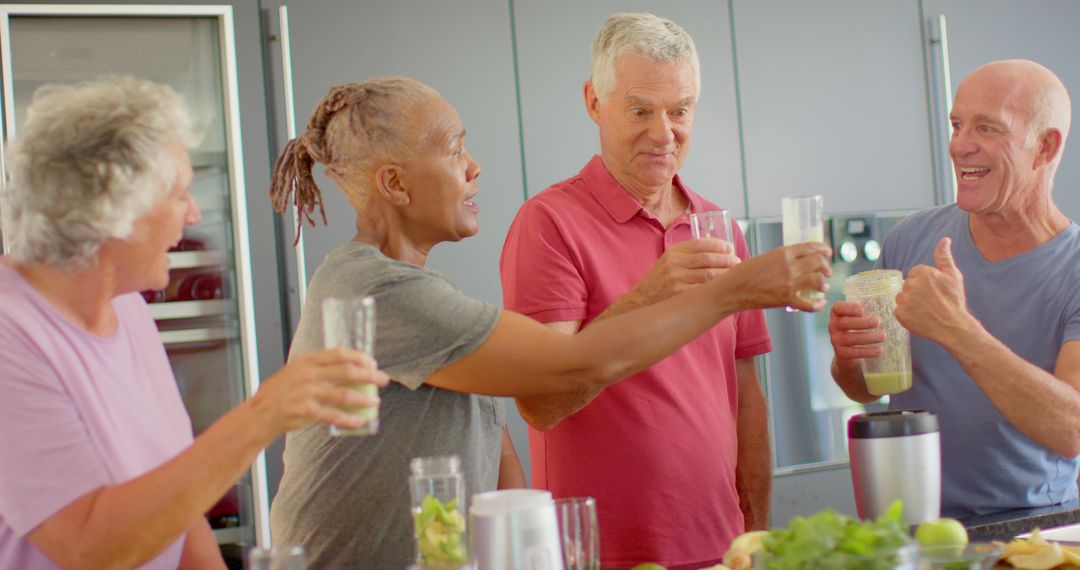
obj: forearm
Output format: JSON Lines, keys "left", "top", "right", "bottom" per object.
{"left": 830, "top": 357, "right": 877, "bottom": 404}
{"left": 497, "top": 427, "right": 527, "bottom": 489}
{"left": 36, "top": 401, "right": 275, "bottom": 569}
{"left": 178, "top": 518, "right": 227, "bottom": 570}
{"left": 944, "top": 327, "right": 1080, "bottom": 456}
{"left": 735, "top": 364, "right": 771, "bottom": 531}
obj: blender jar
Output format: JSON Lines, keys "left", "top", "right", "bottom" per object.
{"left": 843, "top": 269, "right": 912, "bottom": 396}
{"left": 410, "top": 455, "right": 468, "bottom": 569}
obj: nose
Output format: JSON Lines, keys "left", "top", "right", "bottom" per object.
{"left": 465, "top": 149, "right": 481, "bottom": 182}
{"left": 185, "top": 192, "right": 202, "bottom": 225}
{"left": 949, "top": 126, "right": 977, "bottom": 159}
{"left": 647, "top": 113, "right": 676, "bottom": 147}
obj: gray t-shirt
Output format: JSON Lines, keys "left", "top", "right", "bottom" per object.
{"left": 269, "top": 242, "right": 502, "bottom": 569}
{"left": 883, "top": 204, "right": 1080, "bottom": 516}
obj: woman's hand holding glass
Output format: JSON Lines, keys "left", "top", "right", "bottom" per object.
{"left": 248, "top": 347, "right": 388, "bottom": 436}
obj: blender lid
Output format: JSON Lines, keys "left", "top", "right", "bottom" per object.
{"left": 848, "top": 409, "right": 939, "bottom": 438}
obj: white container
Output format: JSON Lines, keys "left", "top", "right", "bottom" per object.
{"left": 469, "top": 490, "right": 564, "bottom": 570}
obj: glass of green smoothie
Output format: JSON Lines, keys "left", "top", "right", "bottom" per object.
{"left": 322, "top": 295, "right": 379, "bottom": 436}
{"left": 842, "top": 270, "right": 913, "bottom": 396}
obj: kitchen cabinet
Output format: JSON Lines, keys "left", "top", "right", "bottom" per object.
{"left": 0, "top": 0, "right": 285, "bottom": 551}
{"left": 734, "top": 0, "right": 936, "bottom": 218}
{"left": 921, "top": 0, "right": 1080, "bottom": 222}
{"left": 513, "top": 0, "right": 746, "bottom": 214}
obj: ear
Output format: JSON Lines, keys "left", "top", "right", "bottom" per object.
{"left": 584, "top": 80, "right": 602, "bottom": 125}
{"left": 374, "top": 163, "right": 410, "bottom": 207}
{"left": 1034, "top": 128, "right": 1064, "bottom": 169}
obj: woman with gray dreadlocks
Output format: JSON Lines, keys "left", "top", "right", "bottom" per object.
{"left": 268, "top": 76, "right": 830, "bottom": 568}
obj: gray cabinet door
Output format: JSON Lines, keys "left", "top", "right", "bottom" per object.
{"left": 922, "top": 0, "right": 1080, "bottom": 222}
{"left": 263, "top": 0, "right": 525, "bottom": 307}
{"left": 513, "top": 0, "right": 746, "bottom": 215}
{"left": 734, "top": 0, "right": 936, "bottom": 217}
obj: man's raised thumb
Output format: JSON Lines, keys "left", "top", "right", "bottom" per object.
{"left": 934, "top": 237, "right": 958, "bottom": 274}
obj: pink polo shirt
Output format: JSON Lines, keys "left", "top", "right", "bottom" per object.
{"left": 500, "top": 156, "right": 772, "bottom": 568}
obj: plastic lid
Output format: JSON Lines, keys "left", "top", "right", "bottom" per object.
{"left": 469, "top": 489, "right": 553, "bottom": 516}
{"left": 847, "top": 410, "right": 938, "bottom": 439}
{"left": 843, "top": 269, "right": 904, "bottom": 297}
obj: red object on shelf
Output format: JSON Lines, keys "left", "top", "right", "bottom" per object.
{"left": 168, "top": 235, "right": 209, "bottom": 253}
{"left": 174, "top": 271, "right": 225, "bottom": 301}
{"left": 140, "top": 289, "right": 166, "bottom": 303}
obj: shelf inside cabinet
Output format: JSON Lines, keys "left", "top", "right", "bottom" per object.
{"left": 168, "top": 250, "right": 227, "bottom": 269}
{"left": 149, "top": 300, "right": 228, "bottom": 320}
{"left": 159, "top": 327, "right": 232, "bottom": 346}
{"left": 212, "top": 526, "right": 253, "bottom": 546}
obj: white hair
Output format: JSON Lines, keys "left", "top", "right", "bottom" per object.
{"left": 590, "top": 12, "right": 701, "bottom": 102}
{"left": 4, "top": 76, "right": 198, "bottom": 269}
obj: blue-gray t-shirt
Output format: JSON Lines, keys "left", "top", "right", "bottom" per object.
{"left": 881, "top": 204, "right": 1080, "bottom": 517}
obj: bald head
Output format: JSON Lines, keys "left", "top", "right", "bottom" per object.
{"left": 959, "top": 60, "right": 1071, "bottom": 154}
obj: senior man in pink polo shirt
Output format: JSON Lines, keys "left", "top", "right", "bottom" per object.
{"left": 500, "top": 12, "right": 772, "bottom": 570}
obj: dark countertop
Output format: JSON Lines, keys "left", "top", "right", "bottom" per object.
{"left": 959, "top": 500, "right": 1080, "bottom": 541}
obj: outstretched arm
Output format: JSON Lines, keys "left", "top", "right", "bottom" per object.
{"left": 26, "top": 349, "right": 387, "bottom": 570}
{"left": 429, "top": 242, "right": 832, "bottom": 400}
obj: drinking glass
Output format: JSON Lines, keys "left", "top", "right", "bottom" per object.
{"left": 322, "top": 295, "right": 379, "bottom": 436}
{"left": 781, "top": 195, "right": 825, "bottom": 309}
{"left": 556, "top": 497, "right": 599, "bottom": 570}
{"left": 689, "top": 209, "right": 733, "bottom": 243}
{"left": 246, "top": 545, "right": 306, "bottom": 570}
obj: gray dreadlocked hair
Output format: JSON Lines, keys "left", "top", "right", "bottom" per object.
{"left": 269, "top": 76, "right": 441, "bottom": 243}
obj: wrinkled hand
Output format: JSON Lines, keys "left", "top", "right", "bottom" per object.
{"left": 829, "top": 301, "right": 885, "bottom": 364}
{"left": 630, "top": 238, "right": 740, "bottom": 304}
{"left": 249, "top": 347, "right": 390, "bottom": 435}
{"left": 895, "top": 237, "right": 975, "bottom": 345}
{"left": 729, "top": 242, "right": 833, "bottom": 311}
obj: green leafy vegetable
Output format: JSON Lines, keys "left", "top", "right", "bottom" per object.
{"left": 759, "top": 500, "right": 911, "bottom": 570}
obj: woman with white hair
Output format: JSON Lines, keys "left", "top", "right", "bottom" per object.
{"left": 0, "top": 77, "right": 387, "bottom": 569}
{"left": 267, "top": 76, "right": 831, "bottom": 568}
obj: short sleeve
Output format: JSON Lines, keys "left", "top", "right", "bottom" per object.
{"left": 371, "top": 272, "right": 500, "bottom": 390}
{"left": 500, "top": 199, "right": 589, "bottom": 323}
{"left": 1065, "top": 281, "right": 1080, "bottom": 344}
{"left": 0, "top": 326, "right": 108, "bottom": 536}
{"left": 730, "top": 222, "right": 772, "bottom": 357}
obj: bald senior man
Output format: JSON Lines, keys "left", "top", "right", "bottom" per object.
{"left": 829, "top": 59, "right": 1080, "bottom": 517}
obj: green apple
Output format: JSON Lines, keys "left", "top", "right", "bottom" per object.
{"left": 915, "top": 517, "right": 969, "bottom": 548}
{"left": 629, "top": 564, "right": 667, "bottom": 570}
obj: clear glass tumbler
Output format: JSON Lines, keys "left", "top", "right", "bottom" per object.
{"left": 781, "top": 194, "right": 826, "bottom": 306}
{"left": 556, "top": 497, "right": 600, "bottom": 570}
{"left": 321, "top": 295, "right": 378, "bottom": 436}
{"left": 842, "top": 269, "right": 912, "bottom": 396}
{"left": 410, "top": 455, "right": 468, "bottom": 569}
{"left": 689, "top": 209, "right": 733, "bottom": 243}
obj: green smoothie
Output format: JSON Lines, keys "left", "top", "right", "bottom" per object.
{"left": 332, "top": 383, "right": 379, "bottom": 436}
{"left": 864, "top": 371, "right": 912, "bottom": 396}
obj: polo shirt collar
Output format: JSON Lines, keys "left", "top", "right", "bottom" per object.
{"left": 580, "top": 155, "right": 705, "bottom": 224}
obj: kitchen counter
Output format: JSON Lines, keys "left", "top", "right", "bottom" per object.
{"left": 959, "top": 500, "right": 1080, "bottom": 541}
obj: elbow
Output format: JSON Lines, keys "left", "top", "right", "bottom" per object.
{"left": 524, "top": 415, "right": 560, "bottom": 432}
{"left": 1051, "top": 436, "right": 1080, "bottom": 459}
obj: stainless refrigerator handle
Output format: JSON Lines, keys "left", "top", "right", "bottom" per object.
{"left": 928, "top": 14, "right": 957, "bottom": 205}
{"left": 279, "top": 5, "right": 308, "bottom": 309}
{"left": 0, "top": 122, "right": 8, "bottom": 255}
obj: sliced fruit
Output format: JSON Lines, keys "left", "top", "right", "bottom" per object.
{"left": 1006, "top": 541, "right": 1065, "bottom": 570}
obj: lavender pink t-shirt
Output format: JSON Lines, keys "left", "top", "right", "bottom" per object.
{"left": 500, "top": 156, "right": 772, "bottom": 568}
{"left": 0, "top": 260, "right": 193, "bottom": 569}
